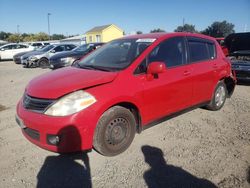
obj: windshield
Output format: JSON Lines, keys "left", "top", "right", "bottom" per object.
{"left": 74, "top": 44, "right": 91, "bottom": 52}
{"left": 77, "top": 39, "right": 153, "bottom": 71}
{"left": 38, "top": 45, "right": 55, "bottom": 52}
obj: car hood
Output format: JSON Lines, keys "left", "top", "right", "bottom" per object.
{"left": 14, "top": 51, "right": 34, "bottom": 58}
{"left": 225, "top": 32, "right": 250, "bottom": 55}
{"left": 22, "top": 51, "right": 45, "bottom": 59}
{"left": 50, "top": 50, "right": 86, "bottom": 60}
{"left": 26, "top": 67, "right": 118, "bottom": 99}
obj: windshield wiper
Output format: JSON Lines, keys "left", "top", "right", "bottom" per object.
{"left": 79, "top": 65, "right": 112, "bottom": 72}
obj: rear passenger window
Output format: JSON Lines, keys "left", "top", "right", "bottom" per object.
{"left": 188, "top": 41, "right": 209, "bottom": 62}
{"left": 148, "top": 37, "right": 186, "bottom": 68}
{"left": 188, "top": 38, "right": 216, "bottom": 63}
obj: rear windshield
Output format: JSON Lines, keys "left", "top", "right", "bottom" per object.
{"left": 77, "top": 39, "right": 153, "bottom": 71}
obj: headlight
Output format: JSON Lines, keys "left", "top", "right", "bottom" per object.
{"left": 61, "top": 57, "right": 75, "bottom": 64}
{"left": 29, "top": 56, "right": 38, "bottom": 61}
{"left": 44, "top": 90, "right": 96, "bottom": 116}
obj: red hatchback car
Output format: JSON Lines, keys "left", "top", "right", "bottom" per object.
{"left": 16, "top": 33, "right": 236, "bottom": 156}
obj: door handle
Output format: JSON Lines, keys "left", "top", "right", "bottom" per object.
{"left": 183, "top": 70, "right": 191, "bottom": 76}
{"left": 213, "top": 63, "right": 218, "bottom": 68}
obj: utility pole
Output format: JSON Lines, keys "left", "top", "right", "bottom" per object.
{"left": 17, "top": 25, "right": 20, "bottom": 43}
{"left": 47, "top": 13, "right": 51, "bottom": 40}
{"left": 17, "top": 25, "right": 20, "bottom": 34}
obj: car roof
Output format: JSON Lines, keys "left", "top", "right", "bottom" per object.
{"left": 123, "top": 32, "right": 216, "bottom": 42}
{"left": 0, "top": 43, "right": 29, "bottom": 47}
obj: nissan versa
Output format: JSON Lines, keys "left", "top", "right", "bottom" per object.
{"left": 16, "top": 33, "right": 236, "bottom": 156}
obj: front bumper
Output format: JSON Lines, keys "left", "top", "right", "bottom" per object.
{"left": 13, "top": 57, "right": 21, "bottom": 64}
{"left": 16, "top": 99, "right": 98, "bottom": 153}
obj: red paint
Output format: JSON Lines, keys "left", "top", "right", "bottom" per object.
{"left": 16, "top": 32, "right": 235, "bottom": 153}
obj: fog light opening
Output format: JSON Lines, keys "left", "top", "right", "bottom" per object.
{"left": 47, "top": 134, "right": 60, "bottom": 146}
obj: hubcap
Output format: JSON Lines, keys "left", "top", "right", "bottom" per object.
{"left": 215, "top": 85, "right": 226, "bottom": 107}
{"left": 105, "top": 118, "right": 129, "bottom": 146}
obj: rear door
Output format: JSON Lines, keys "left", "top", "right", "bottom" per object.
{"left": 136, "top": 37, "right": 194, "bottom": 124}
{"left": 187, "top": 37, "right": 217, "bottom": 103}
{"left": 15, "top": 44, "right": 29, "bottom": 55}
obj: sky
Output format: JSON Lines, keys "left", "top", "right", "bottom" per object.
{"left": 0, "top": 0, "right": 250, "bottom": 36}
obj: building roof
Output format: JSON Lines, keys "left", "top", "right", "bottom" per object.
{"left": 86, "top": 24, "right": 112, "bottom": 33}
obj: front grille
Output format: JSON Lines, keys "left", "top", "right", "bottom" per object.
{"left": 23, "top": 94, "right": 54, "bottom": 113}
{"left": 23, "top": 128, "right": 40, "bottom": 141}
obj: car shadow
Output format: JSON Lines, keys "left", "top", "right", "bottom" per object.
{"left": 37, "top": 152, "right": 92, "bottom": 188}
{"left": 37, "top": 125, "right": 92, "bottom": 188}
{"left": 141, "top": 145, "right": 217, "bottom": 188}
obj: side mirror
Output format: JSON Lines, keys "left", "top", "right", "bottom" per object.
{"left": 147, "top": 61, "right": 166, "bottom": 75}
{"left": 50, "top": 49, "right": 56, "bottom": 53}
{"left": 0, "top": 48, "right": 5, "bottom": 51}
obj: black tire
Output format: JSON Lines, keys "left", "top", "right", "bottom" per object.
{"left": 38, "top": 58, "right": 49, "bottom": 68}
{"left": 206, "top": 81, "right": 227, "bottom": 111}
{"left": 93, "top": 106, "right": 136, "bottom": 156}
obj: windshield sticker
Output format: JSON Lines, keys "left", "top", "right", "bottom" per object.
{"left": 136, "top": 38, "right": 156, "bottom": 43}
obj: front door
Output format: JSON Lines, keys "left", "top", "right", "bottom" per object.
{"left": 137, "top": 37, "right": 194, "bottom": 124}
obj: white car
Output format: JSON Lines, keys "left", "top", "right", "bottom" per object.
{"left": 0, "top": 43, "right": 34, "bottom": 60}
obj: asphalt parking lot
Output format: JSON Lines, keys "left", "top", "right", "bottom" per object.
{"left": 0, "top": 61, "right": 250, "bottom": 188}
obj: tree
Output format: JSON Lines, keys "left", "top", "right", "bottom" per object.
{"left": 34, "top": 32, "right": 49, "bottom": 41}
{"left": 174, "top": 24, "right": 197, "bottom": 33}
{"left": 0, "top": 31, "right": 11, "bottom": 40}
{"left": 150, "top": 28, "right": 166, "bottom": 33}
{"left": 51, "top": 34, "right": 66, "bottom": 40}
{"left": 7, "top": 34, "right": 22, "bottom": 43}
{"left": 136, "top": 31, "right": 143, "bottom": 34}
{"left": 201, "top": 20, "right": 235, "bottom": 37}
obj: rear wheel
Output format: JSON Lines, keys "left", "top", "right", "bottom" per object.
{"left": 206, "top": 81, "right": 227, "bottom": 111}
{"left": 38, "top": 58, "right": 49, "bottom": 68}
{"left": 93, "top": 106, "right": 136, "bottom": 156}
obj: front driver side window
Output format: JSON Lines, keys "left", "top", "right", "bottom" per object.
{"left": 54, "top": 46, "right": 64, "bottom": 52}
{"left": 148, "top": 37, "right": 186, "bottom": 68}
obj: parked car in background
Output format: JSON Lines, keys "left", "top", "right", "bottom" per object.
{"left": 50, "top": 43, "right": 104, "bottom": 69}
{"left": 16, "top": 33, "right": 236, "bottom": 156}
{"left": 30, "top": 42, "right": 50, "bottom": 49}
{"left": 216, "top": 37, "right": 229, "bottom": 56}
{"left": 13, "top": 45, "right": 49, "bottom": 64}
{"left": 14, "top": 51, "right": 34, "bottom": 64}
{"left": 225, "top": 32, "right": 250, "bottom": 81}
{"left": 0, "top": 43, "right": 34, "bottom": 60}
{"left": 22, "top": 44, "right": 76, "bottom": 68}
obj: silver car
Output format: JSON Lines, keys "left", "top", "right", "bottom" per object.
{"left": 22, "top": 44, "right": 76, "bottom": 68}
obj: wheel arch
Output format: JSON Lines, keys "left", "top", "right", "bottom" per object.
{"left": 39, "top": 57, "right": 49, "bottom": 61}
{"left": 109, "top": 102, "right": 142, "bottom": 134}
{"left": 219, "top": 76, "right": 236, "bottom": 97}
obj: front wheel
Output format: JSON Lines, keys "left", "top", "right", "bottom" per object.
{"left": 38, "top": 58, "right": 49, "bottom": 68}
{"left": 206, "top": 81, "right": 227, "bottom": 111}
{"left": 93, "top": 106, "right": 136, "bottom": 156}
